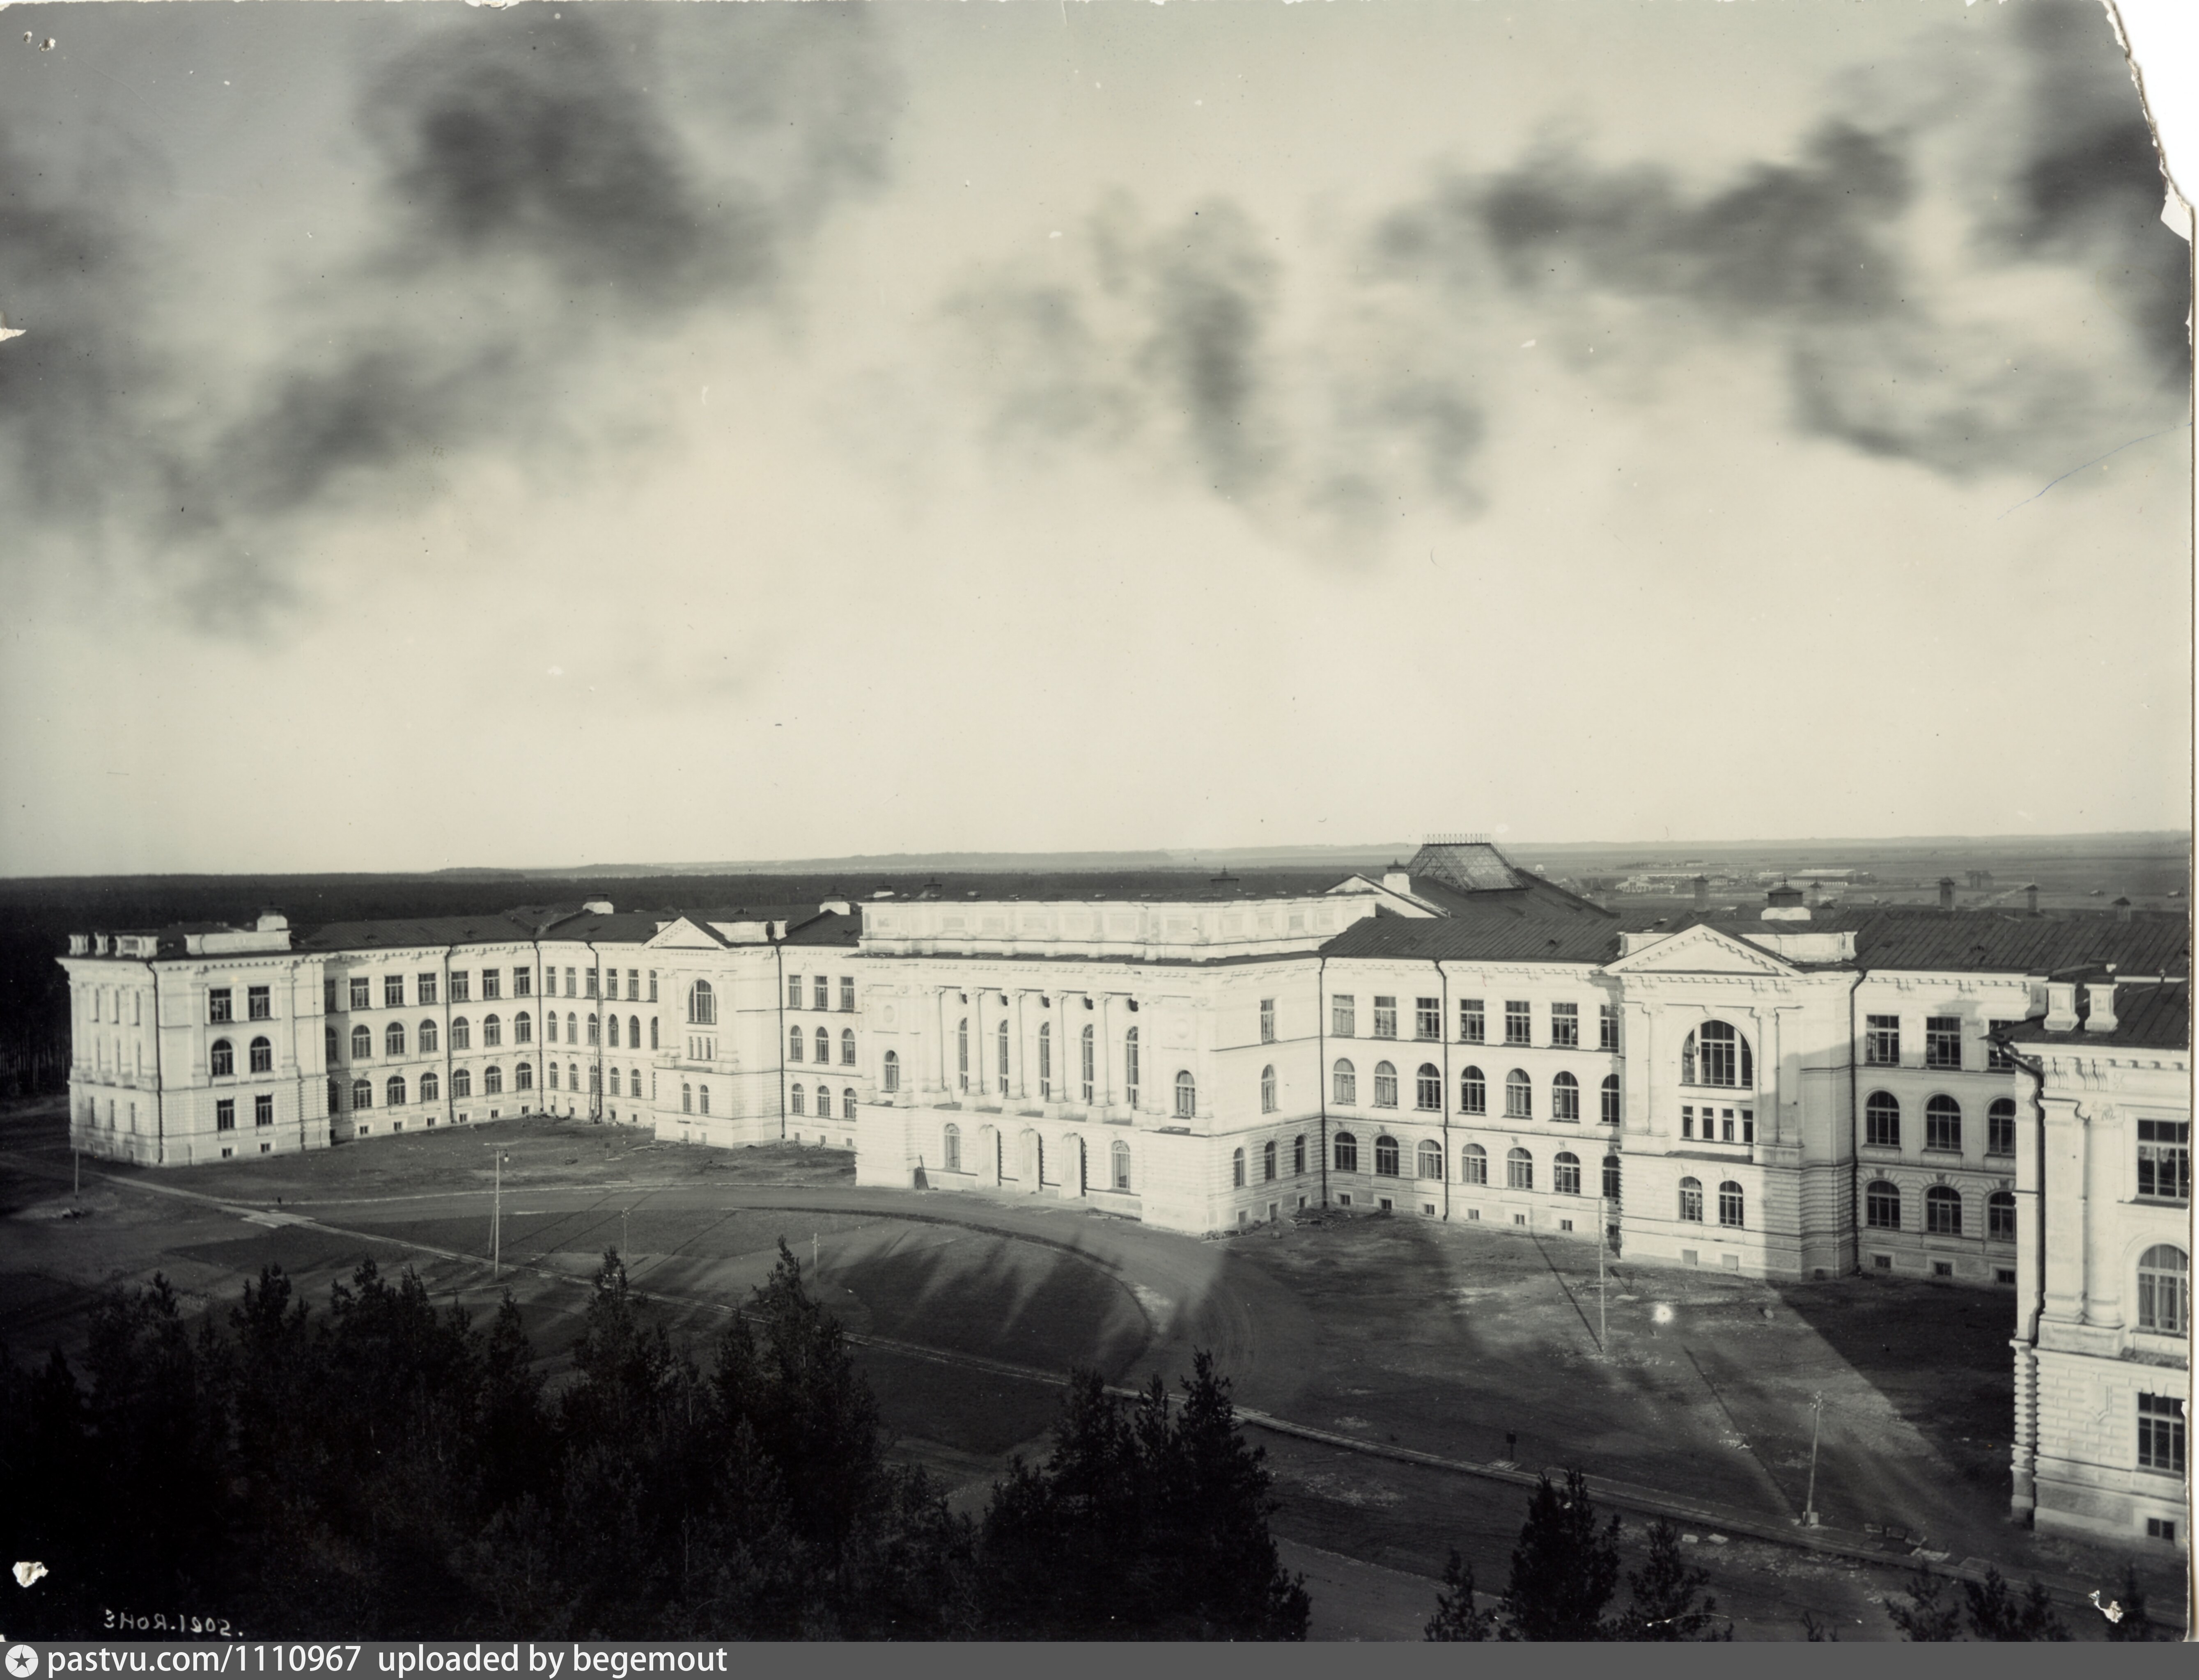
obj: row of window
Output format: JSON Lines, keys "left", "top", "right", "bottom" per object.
{"left": 86, "top": 987, "right": 145, "bottom": 1025}
{"left": 787, "top": 974, "right": 857, "bottom": 1013}
{"left": 209, "top": 1037, "right": 275, "bottom": 1077}
{"left": 322, "top": 1011, "right": 666, "bottom": 1063}
{"left": 331, "top": 1062, "right": 535, "bottom": 1110}
{"left": 1327, "top": 995, "right": 1623, "bottom": 1052}
{"left": 550, "top": 1063, "right": 644, "bottom": 1098}
{"left": 213, "top": 1095, "right": 274, "bottom": 1130}
{"left": 1862, "top": 1181, "right": 2016, "bottom": 1240}
{"left": 1330, "top": 1134, "right": 1625, "bottom": 1201}
{"left": 1329, "top": 1061, "right": 1622, "bottom": 1123}
{"left": 205, "top": 986, "right": 272, "bottom": 1023}
{"left": 948, "top": 1020, "right": 1198, "bottom": 1115}
{"left": 938, "top": 1123, "right": 1136, "bottom": 1192}
{"left": 790, "top": 1083, "right": 858, "bottom": 1121}
{"left": 790, "top": 1027, "right": 858, "bottom": 1066}
{"left": 1864, "top": 1014, "right": 2018, "bottom": 1072}
{"left": 1864, "top": 1092, "right": 2018, "bottom": 1155}
{"left": 327, "top": 965, "right": 665, "bottom": 1012}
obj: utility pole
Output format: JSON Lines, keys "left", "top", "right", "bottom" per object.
{"left": 1597, "top": 1192, "right": 1608, "bottom": 1353}
{"left": 621, "top": 1206, "right": 629, "bottom": 1262}
{"left": 492, "top": 1149, "right": 504, "bottom": 1279}
{"left": 1803, "top": 1391, "right": 1825, "bottom": 1527}
{"left": 812, "top": 1231, "right": 819, "bottom": 1275}
{"left": 72, "top": 1148, "right": 80, "bottom": 1199}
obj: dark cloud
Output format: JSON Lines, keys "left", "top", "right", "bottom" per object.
{"left": 0, "top": 7, "right": 895, "bottom": 626}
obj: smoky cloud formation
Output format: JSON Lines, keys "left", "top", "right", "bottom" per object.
{"left": 953, "top": 0, "right": 2185, "bottom": 550}
{"left": 0, "top": 7, "right": 894, "bottom": 623}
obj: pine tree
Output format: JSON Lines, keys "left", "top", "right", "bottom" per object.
{"left": 1425, "top": 1548, "right": 1492, "bottom": 1640}
{"left": 1619, "top": 1518, "right": 1729, "bottom": 1640}
{"left": 1885, "top": 1560, "right": 1965, "bottom": 1641}
{"left": 1497, "top": 1469, "right": 1623, "bottom": 1641}
{"left": 1963, "top": 1566, "right": 2070, "bottom": 1641}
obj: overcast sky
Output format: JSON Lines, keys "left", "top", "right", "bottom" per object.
{"left": 0, "top": 0, "right": 2188, "bottom": 877}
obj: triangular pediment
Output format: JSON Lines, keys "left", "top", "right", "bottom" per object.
{"left": 645, "top": 916, "right": 730, "bottom": 951}
{"left": 1603, "top": 923, "right": 1799, "bottom": 977}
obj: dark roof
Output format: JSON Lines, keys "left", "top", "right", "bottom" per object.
{"left": 1407, "top": 840, "right": 1524, "bottom": 894}
{"left": 778, "top": 910, "right": 861, "bottom": 948}
{"left": 2005, "top": 981, "right": 2190, "bottom": 1052}
{"left": 1321, "top": 898, "right": 1623, "bottom": 965}
{"left": 298, "top": 910, "right": 558, "bottom": 951}
{"left": 1641, "top": 906, "right": 2188, "bottom": 977}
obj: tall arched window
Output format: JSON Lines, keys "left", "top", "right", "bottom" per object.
{"left": 1506, "top": 1147, "right": 1533, "bottom": 1190}
{"left": 516, "top": 1062, "right": 534, "bottom": 1091}
{"left": 1871, "top": 1178, "right": 1909, "bottom": 1228}
{"left": 547, "top": 1011, "right": 559, "bottom": 1043}
{"left": 650, "top": 1017, "right": 659, "bottom": 1050}
{"left": 1461, "top": 1142, "right": 1487, "bottom": 1185}
{"left": 1373, "top": 1061, "right": 1398, "bottom": 1108}
{"left": 790, "top": 1026, "right": 806, "bottom": 1063}
{"left": 1602, "top": 1153, "right": 1621, "bottom": 1202}
{"left": 2137, "top": 1245, "right": 2188, "bottom": 1334}
{"left": 603, "top": 1014, "right": 615, "bottom": 1049}
{"left": 1925, "top": 1185, "right": 1962, "bottom": 1235}
{"left": 452, "top": 1067, "right": 473, "bottom": 1099}
{"left": 995, "top": 1020, "right": 1012, "bottom": 1092}
{"left": 250, "top": 1036, "right": 273, "bottom": 1074}
{"left": 791, "top": 1083, "right": 806, "bottom": 1116}
{"left": 1124, "top": 1027, "right": 1140, "bottom": 1108}
{"left": 1552, "top": 1071, "right": 1580, "bottom": 1121}
{"left": 384, "top": 1022, "right": 406, "bottom": 1058}
{"left": 1988, "top": 1098, "right": 2016, "bottom": 1155}
{"left": 420, "top": 1070, "right": 439, "bottom": 1103}
{"left": 815, "top": 1027, "right": 830, "bottom": 1065}
{"left": 516, "top": 1011, "right": 533, "bottom": 1045}
{"left": 1600, "top": 1075, "right": 1621, "bottom": 1125}
{"left": 1554, "top": 1151, "right": 1582, "bottom": 1194}
{"left": 386, "top": 1075, "right": 407, "bottom": 1107}
{"left": 1233, "top": 1147, "right": 1246, "bottom": 1188}
{"left": 844, "top": 1028, "right": 858, "bottom": 1068}
{"left": 350, "top": 1025, "right": 372, "bottom": 1061}
{"left": 1174, "top": 1070, "right": 1196, "bottom": 1119}
{"left": 1865, "top": 1091, "right": 1901, "bottom": 1148}
{"left": 1334, "top": 1131, "right": 1359, "bottom": 1173}
{"left": 484, "top": 1066, "right": 504, "bottom": 1096}
{"left": 629, "top": 1016, "right": 640, "bottom": 1052}
{"left": 629, "top": 1069, "right": 643, "bottom": 1098}
{"left": 1678, "top": 1176, "right": 1704, "bottom": 1222}
{"left": 1415, "top": 1063, "right": 1442, "bottom": 1111}
{"left": 1112, "top": 1139, "right": 1132, "bottom": 1191}
{"left": 1332, "top": 1059, "right": 1357, "bottom": 1106}
{"left": 567, "top": 1062, "right": 578, "bottom": 1093}
{"left": 943, "top": 1122, "right": 961, "bottom": 1171}
{"left": 688, "top": 981, "right": 715, "bottom": 1026}
{"left": 1293, "top": 1135, "right": 1306, "bottom": 1175}
{"left": 326, "top": 1025, "right": 339, "bottom": 1065}
{"left": 1260, "top": 1064, "right": 1277, "bottom": 1114}
{"left": 1080, "top": 1025, "right": 1095, "bottom": 1103}
{"left": 420, "top": 1018, "right": 439, "bottom": 1054}
{"left": 1417, "top": 1139, "right": 1443, "bottom": 1180}
{"left": 485, "top": 1014, "right": 503, "bottom": 1049}
{"left": 1717, "top": 1180, "right": 1744, "bottom": 1227}
{"left": 566, "top": 1011, "right": 578, "bottom": 1043}
{"left": 1987, "top": 1190, "right": 2015, "bottom": 1241}
{"left": 883, "top": 1049, "right": 900, "bottom": 1094}
{"left": 1505, "top": 1069, "right": 1531, "bottom": 1120}
{"left": 452, "top": 1018, "right": 471, "bottom": 1052}
{"left": 955, "top": 1018, "right": 967, "bottom": 1089}
{"left": 1682, "top": 1021, "right": 1753, "bottom": 1088}
{"left": 1264, "top": 1139, "right": 1279, "bottom": 1180}
{"left": 1925, "top": 1095, "right": 1962, "bottom": 1152}
{"left": 1374, "top": 1135, "right": 1400, "bottom": 1176}
{"left": 698, "top": 1084, "right": 710, "bottom": 1115}
{"left": 1038, "top": 1022, "right": 1052, "bottom": 1099}
{"left": 352, "top": 1078, "right": 372, "bottom": 1111}
{"left": 682, "top": 1082, "right": 693, "bottom": 1114}
{"left": 842, "top": 1088, "right": 856, "bottom": 1121}
{"left": 1460, "top": 1066, "right": 1486, "bottom": 1115}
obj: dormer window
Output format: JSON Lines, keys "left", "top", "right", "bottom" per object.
{"left": 1681, "top": 1021, "right": 1752, "bottom": 1088}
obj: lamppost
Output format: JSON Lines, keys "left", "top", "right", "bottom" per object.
{"left": 1596, "top": 1191, "right": 1608, "bottom": 1353}
{"left": 491, "top": 1149, "right": 508, "bottom": 1279}
{"left": 1802, "top": 1391, "right": 1825, "bottom": 1527}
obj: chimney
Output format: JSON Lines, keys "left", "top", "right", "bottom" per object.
{"left": 256, "top": 908, "right": 289, "bottom": 932}
{"left": 2043, "top": 982, "right": 2081, "bottom": 1032}
{"left": 2084, "top": 980, "right": 2119, "bottom": 1034}
{"left": 1762, "top": 882, "right": 1809, "bottom": 922}
{"left": 1937, "top": 878, "right": 1956, "bottom": 910}
{"left": 581, "top": 898, "right": 615, "bottom": 915}
{"left": 2114, "top": 896, "right": 2132, "bottom": 923}
{"left": 1383, "top": 863, "right": 1412, "bottom": 895}
{"left": 2025, "top": 884, "right": 2039, "bottom": 916}
{"left": 1693, "top": 875, "right": 1709, "bottom": 911}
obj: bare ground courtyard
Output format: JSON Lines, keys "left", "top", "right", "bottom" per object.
{"left": 0, "top": 1098, "right": 2183, "bottom": 1641}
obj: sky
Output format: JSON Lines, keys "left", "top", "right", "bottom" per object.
{"left": 0, "top": 0, "right": 2189, "bottom": 877}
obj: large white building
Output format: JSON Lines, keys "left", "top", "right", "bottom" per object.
{"left": 59, "top": 837, "right": 2189, "bottom": 1551}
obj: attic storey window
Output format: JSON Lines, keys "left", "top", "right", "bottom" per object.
{"left": 1459, "top": 999, "right": 1485, "bottom": 1044}
{"left": 450, "top": 972, "right": 472, "bottom": 1005}
{"left": 418, "top": 973, "right": 438, "bottom": 1006}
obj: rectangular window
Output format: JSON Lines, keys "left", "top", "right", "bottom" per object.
{"left": 324, "top": 979, "right": 337, "bottom": 1013}
{"left": 1551, "top": 1002, "right": 1580, "bottom": 1047}
{"left": 208, "top": 988, "right": 233, "bottom": 1023}
{"left": 1373, "top": 997, "right": 1397, "bottom": 1038}
{"left": 1865, "top": 1015, "right": 1900, "bottom": 1066}
{"left": 483, "top": 970, "right": 502, "bottom": 1001}
{"left": 450, "top": 972, "right": 472, "bottom": 1005}
{"left": 349, "top": 977, "right": 371, "bottom": 1011}
{"left": 515, "top": 968, "right": 532, "bottom": 997}
{"left": 648, "top": 970, "right": 658, "bottom": 1003}
{"left": 255, "top": 1093, "right": 273, "bottom": 1128}
{"left": 2138, "top": 1393, "right": 2185, "bottom": 1475}
{"left": 788, "top": 975, "right": 803, "bottom": 1009}
{"left": 1260, "top": 998, "right": 1276, "bottom": 1044}
{"left": 216, "top": 1099, "right": 235, "bottom": 1132}
{"left": 1599, "top": 1004, "right": 1619, "bottom": 1051}
{"left": 1740, "top": 1108, "right": 1754, "bottom": 1144}
{"left": 1682, "top": 1104, "right": 1694, "bottom": 1141}
{"left": 840, "top": 976, "right": 855, "bottom": 1013}
{"left": 1989, "top": 1104, "right": 2016, "bottom": 1156}
{"left": 564, "top": 967, "right": 576, "bottom": 996}
{"left": 1924, "top": 1016, "right": 1962, "bottom": 1070}
{"left": 1504, "top": 1002, "right": 1531, "bottom": 1047}
{"left": 1459, "top": 999, "right": 1485, "bottom": 1044}
{"left": 585, "top": 969, "right": 599, "bottom": 999}
{"left": 1985, "top": 1024, "right": 2015, "bottom": 1072}
{"left": 1331, "top": 995, "right": 1356, "bottom": 1037}
{"left": 814, "top": 976, "right": 829, "bottom": 1012}
{"left": 383, "top": 975, "right": 404, "bottom": 1010}
{"left": 1414, "top": 997, "right": 1440, "bottom": 1041}
{"left": 418, "top": 973, "right": 438, "bottom": 1006}
{"left": 248, "top": 986, "right": 271, "bottom": 1021}
{"left": 2137, "top": 1119, "right": 2191, "bottom": 1201}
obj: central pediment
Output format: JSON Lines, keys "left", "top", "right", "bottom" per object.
{"left": 1604, "top": 924, "right": 1799, "bottom": 978}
